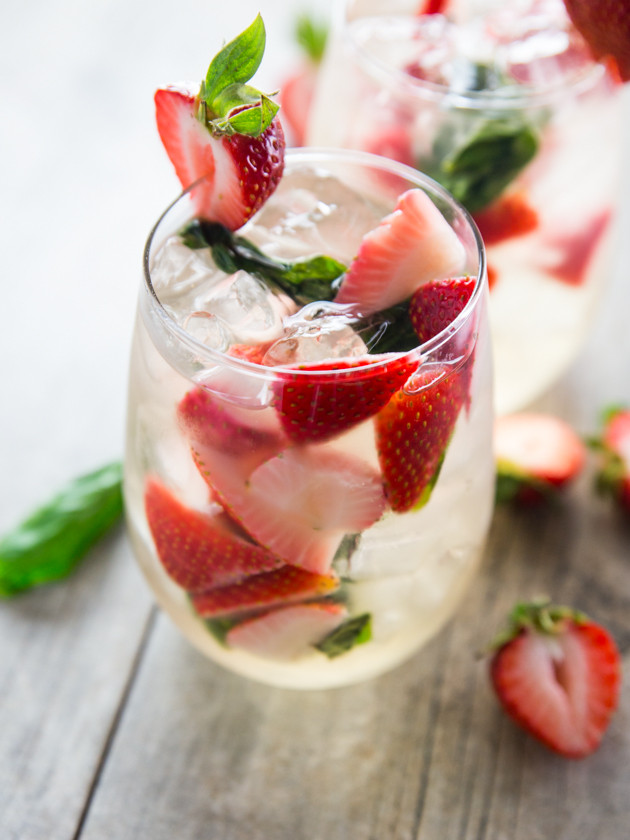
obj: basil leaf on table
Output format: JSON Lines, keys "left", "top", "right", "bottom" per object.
{"left": 0, "top": 461, "right": 124, "bottom": 597}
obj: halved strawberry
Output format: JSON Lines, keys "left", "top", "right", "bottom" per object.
{"left": 334, "top": 189, "right": 466, "bottom": 314}
{"left": 190, "top": 565, "right": 339, "bottom": 618}
{"left": 272, "top": 353, "right": 419, "bottom": 445}
{"left": 144, "top": 478, "right": 284, "bottom": 592}
{"left": 155, "top": 16, "right": 285, "bottom": 230}
{"left": 494, "top": 413, "right": 586, "bottom": 504}
{"left": 473, "top": 192, "right": 539, "bottom": 247}
{"left": 375, "top": 363, "right": 468, "bottom": 512}
{"left": 202, "top": 446, "right": 387, "bottom": 574}
{"left": 562, "top": 0, "right": 630, "bottom": 81}
{"left": 226, "top": 601, "right": 348, "bottom": 660}
{"left": 488, "top": 599, "right": 621, "bottom": 758}
{"left": 590, "top": 405, "right": 630, "bottom": 514}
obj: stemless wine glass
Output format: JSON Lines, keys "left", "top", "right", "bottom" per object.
{"left": 124, "top": 147, "right": 494, "bottom": 690}
{"left": 307, "top": 0, "right": 625, "bottom": 414}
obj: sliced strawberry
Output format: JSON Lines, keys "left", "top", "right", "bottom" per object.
{"left": 272, "top": 353, "right": 419, "bottom": 444}
{"left": 410, "top": 275, "right": 477, "bottom": 410}
{"left": 177, "top": 386, "right": 286, "bottom": 479}
{"left": 590, "top": 406, "right": 630, "bottom": 514}
{"left": 494, "top": 413, "right": 586, "bottom": 504}
{"left": 226, "top": 602, "right": 348, "bottom": 660}
{"left": 473, "top": 192, "right": 539, "bottom": 247}
{"left": 334, "top": 189, "right": 466, "bottom": 314}
{"left": 542, "top": 208, "right": 611, "bottom": 287}
{"left": 144, "top": 478, "right": 284, "bottom": 592}
{"left": 409, "top": 276, "right": 476, "bottom": 345}
{"left": 155, "top": 86, "right": 285, "bottom": 230}
{"left": 375, "top": 364, "right": 467, "bottom": 512}
{"left": 489, "top": 600, "right": 621, "bottom": 758}
{"left": 155, "top": 17, "right": 285, "bottom": 230}
{"left": 206, "top": 446, "right": 386, "bottom": 574}
{"left": 562, "top": 0, "right": 630, "bottom": 81}
{"left": 190, "top": 565, "right": 339, "bottom": 618}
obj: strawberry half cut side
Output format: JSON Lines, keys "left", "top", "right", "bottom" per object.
{"left": 190, "top": 565, "right": 340, "bottom": 618}
{"left": 272, "top": 353, "right": 419, "bottom": 445}
{"left": 489, "top": 599, "right": 621, "bottom": 758}
{"left": 226, "top": 602, "right": 349, "bottom": 660}
{"left": 334, "top": 188, "right": 466, "bottom": 315}
{"left": 144, "top": 478, "right": 284, "bottom": 593}
{"left": 375, "top": 363, "right": 468, "bottom": 512}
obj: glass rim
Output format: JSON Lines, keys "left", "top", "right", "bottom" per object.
{"left": 142, "top": 146, "right": 486, "bottom": 381}
{"left": 341, "top": 4, "right": 606, "bottom": 110}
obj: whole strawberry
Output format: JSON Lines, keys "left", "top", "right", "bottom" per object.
{"left": 562, "top": 0, "right": 630, "bottom": 81}
{"left": 590, "top": 405, "right": 630, "bottom": 514}
{"left": 488, "top": 599, "right": 621, "bottom": 759}
{"left": 155, "top": 15, "right": 285, "bottom": 230}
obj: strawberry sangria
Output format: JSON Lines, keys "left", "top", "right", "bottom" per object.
{"left": 307, "top": 0, "right": 625, "bottom": 414}
{"left": 124, "top": 18, "right": 495, "bottom": 689}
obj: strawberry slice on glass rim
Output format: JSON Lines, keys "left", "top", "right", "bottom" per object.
{"left": 154, "top": 15, "right": 285, "bottom": 230}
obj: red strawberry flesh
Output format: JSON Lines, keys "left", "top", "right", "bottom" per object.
{"left": 144, "top": 478, "right": 284, "bottom": 592}
{"left": 273, "top": 353, "right": 419, "bottom": 445}
{"left": 190, "top": 565, "right": 339, "bottom": 618}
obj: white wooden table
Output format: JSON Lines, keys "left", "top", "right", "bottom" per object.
{"left": 1, "top": 1, "right": 629, "bottom": 837}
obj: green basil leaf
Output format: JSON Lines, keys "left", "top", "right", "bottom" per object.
{"left": 295, "top": 13, "right": 328, "bottom": 63}
{"left": 181, "top": 220, "right": 346, "bottom": 306}
{"left": 429, "top": 117, "right": 539, "bottom": 213}
{"left": 315, "top": 613, "right": 372, "bottom": 658}
{"left": 204, "top": 14, "right": 266, "bottom": 108}
{"left": 0, "top": 461, "right": 124, "bottom": 597}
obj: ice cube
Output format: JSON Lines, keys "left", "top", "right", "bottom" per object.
{"left": 150, "top": 235, "right": 217, "bottom": 308}
{"left": 245, "top": 167, "right": 384, "bottom": 265}
{"left": 195, "top": 270, "right": 293, "bottom": 345}
{"left": 263, "top": 301, "right": 368, "bottom": 365}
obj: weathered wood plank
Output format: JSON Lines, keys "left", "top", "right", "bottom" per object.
{"left": 76, "top": 481, "right": 630, "bottom": 840}
{"left": 0, "top": 534, "right": 153, "bottom": 840}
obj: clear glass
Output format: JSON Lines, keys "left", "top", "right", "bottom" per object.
{"left": 307, "top": 0, "right": 625, "bottom": 414}
{"left": 124, "top": 148, "right": 494, "bottom": 690}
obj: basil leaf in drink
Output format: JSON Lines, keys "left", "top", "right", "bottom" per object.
{"left": 295, "top": 13, "right": 328, "bottom": 63}
{"left": 0, "top": 461, "right": 124, "bottom": 597}
{"left": 315, "top": 613, "right": 372, "bottom": 658}
{"left": 430, "top": 118, "right": 539, "bottom": 214}
{"left": 181, "top": 220, "right": 346, "bottom": 306}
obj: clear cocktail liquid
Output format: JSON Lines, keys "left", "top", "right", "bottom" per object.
{"left": 308, "top": 0, "right": 625, "bottom": 414}
{"left": 124, "top": 150, "right": 494, "bottom": 689}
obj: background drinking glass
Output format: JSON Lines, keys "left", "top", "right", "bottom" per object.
{"left": 307, "top": 0, "right": 625, "bottom": 414}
